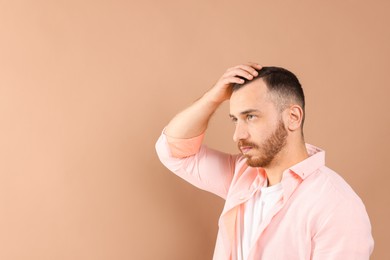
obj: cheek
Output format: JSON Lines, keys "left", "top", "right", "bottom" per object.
{"left": 248, "top": 126, "right": 267, "bottom": 144}
{"left": 249, "top": 120, "right": 280, "bottom": 145}
{"left": 248, "top": 122, "right": 268, "bottom": 137}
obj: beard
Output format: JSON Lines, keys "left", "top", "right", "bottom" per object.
{"left": 238, "top": 120, "right": 288, "bottom": 168}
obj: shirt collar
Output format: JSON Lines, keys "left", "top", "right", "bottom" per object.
{"left": 288, "top": 143, "right": 325, "bottom": 180}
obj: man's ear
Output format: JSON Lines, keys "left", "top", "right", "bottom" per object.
{"left": 284, "top": 105, "right": 304, "bottom": 131}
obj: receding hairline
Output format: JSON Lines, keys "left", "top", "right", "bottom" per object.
{"left": 233, "top": 77, "right": 302, "bottom": 111}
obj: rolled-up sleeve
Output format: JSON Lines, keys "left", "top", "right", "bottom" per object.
{"left": 155, "top": 131, "right": 236, "bottom": 199}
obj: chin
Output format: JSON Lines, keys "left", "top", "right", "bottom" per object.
{"left": 246, "top": 157, "right": 269, "bottom": 168}
{"left": 245, "top": 153, "right": 274, "bottom": 168}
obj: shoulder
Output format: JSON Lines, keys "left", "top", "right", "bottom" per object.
{"left": 299, "top": 166, "right": 371, "bottom": 232}
{"left": 308, "top": 166, "right": 365, "bottom": 207}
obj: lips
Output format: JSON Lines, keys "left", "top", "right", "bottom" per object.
{"left": 238, "top": 141, "right": 258, "bottom": 154}
{"left": 240, "top": 146, "right": 253, "bottom": 154}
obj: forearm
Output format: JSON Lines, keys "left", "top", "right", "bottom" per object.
{"left": 164, "top": 91, "right": 223, "bottom": 139}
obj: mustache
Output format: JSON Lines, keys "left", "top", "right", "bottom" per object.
{"left": 238, "top": 140, "right": 259, "bottom": 149}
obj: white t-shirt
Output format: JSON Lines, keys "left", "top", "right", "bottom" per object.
{"left": 238, "top": 181, "right": 283, "bottom": 260}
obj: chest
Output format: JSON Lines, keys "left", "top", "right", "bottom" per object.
{"left": 223, "top": 177, "right": 323, "bottom": 259}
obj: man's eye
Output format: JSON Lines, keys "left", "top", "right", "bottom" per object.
{"left": 230, "top": 117, "right": 237, "bottom": 123}
{"left": 247, "top": 114, "right": 256, "bottom": 120}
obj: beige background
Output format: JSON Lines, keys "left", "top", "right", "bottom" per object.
{"left": 0, "top": 0, "right": 389, "bottom": 259}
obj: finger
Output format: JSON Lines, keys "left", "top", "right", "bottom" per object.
{"left": 220, "top": 76, "right": 245, "bottom": 85}
{"left": 235, "top": 64, "right": 260, "bottom": 76}
{"left": 246, "top": 62, "right": 262, "bottom": 70}
{"left": 228, "top": 64, "right": 259, "bottom": 77}
{"left": 224, "top": 67, "right": 256, "bottom": 81}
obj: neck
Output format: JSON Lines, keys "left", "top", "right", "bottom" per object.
{"left": 263, "top": 140, "right": 309, "bottom": 186}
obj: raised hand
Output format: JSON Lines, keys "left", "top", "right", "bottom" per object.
{"left": 206, "top": 62, "right": 262, "bottom": 104}
{"left": 165, "top": 62, "right": 262, "bottom": 138}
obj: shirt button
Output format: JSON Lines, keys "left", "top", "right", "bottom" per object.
{"left": 239, "top": 196, "right": 246, "bottom": 200}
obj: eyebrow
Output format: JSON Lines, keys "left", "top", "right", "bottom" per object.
{"left": 229, "top": 109, "right": 261, "bottom": 118}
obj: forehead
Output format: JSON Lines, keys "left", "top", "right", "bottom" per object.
{"left": 229, "top": 79, "right": 274, "bottom": 115}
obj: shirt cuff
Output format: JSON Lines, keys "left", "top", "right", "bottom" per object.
{"left": 164, "top": 130, "right": 205, "bottom": 158}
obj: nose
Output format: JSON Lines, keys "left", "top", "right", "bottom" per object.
{"left": 233, "top": 122, "right": 249, "bottom": 142}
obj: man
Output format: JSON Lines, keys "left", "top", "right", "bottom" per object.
{"left": 155, "top": 63, "right": 374, "bottom": 259}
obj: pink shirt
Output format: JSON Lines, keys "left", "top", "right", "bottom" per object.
{"left": 155, "top": 132, "right": 374, "bottom": 259}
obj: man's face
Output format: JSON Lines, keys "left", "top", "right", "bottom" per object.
{"left": 229, "top": 79, "right": 288, "bottom": 168}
